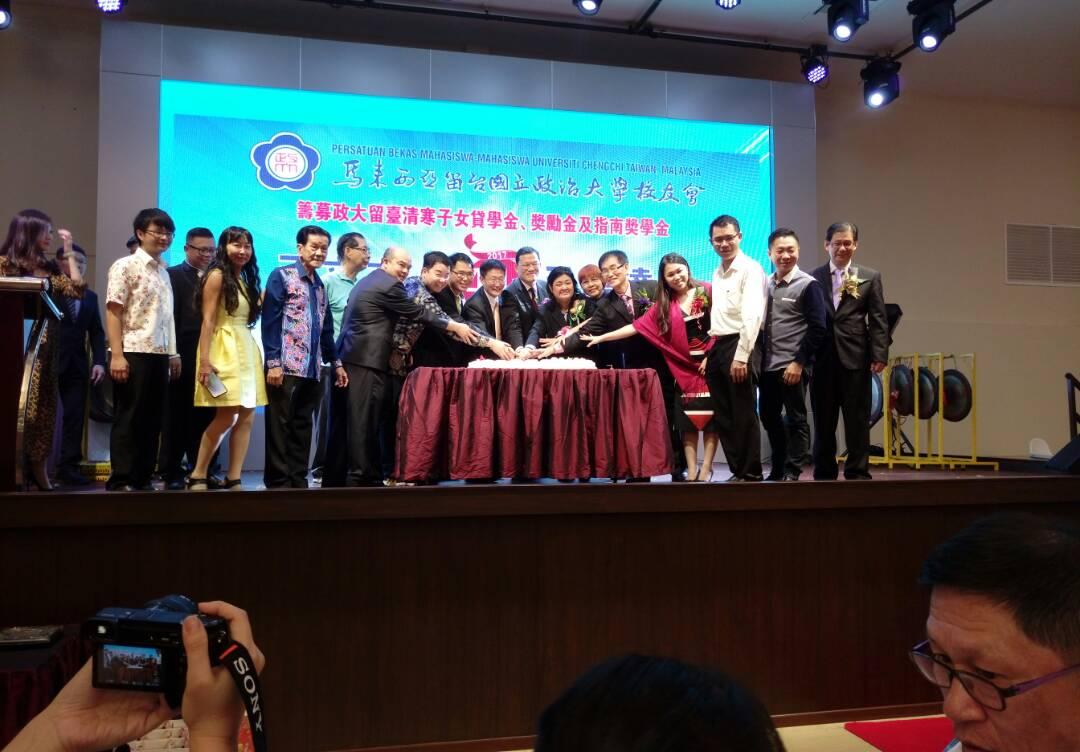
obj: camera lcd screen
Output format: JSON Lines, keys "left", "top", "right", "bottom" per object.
{"left": 96, "top": 643, "right": 164, "bottom": 690}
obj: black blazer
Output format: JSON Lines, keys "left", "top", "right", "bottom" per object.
{"left": 411, "top": 286, "right": 468, "bottom": 368}
{"left": 57, "top": 288, "right": 106, "bottom": 379}
{"left": 463, "top": 289, "right": 523, "bottom": 349}
{"left": 167, "top": 262, "right": 203, "bottom": 358}
{"left": 525, "top": 299, "right": 591, "bottom": 359}
{"left": 337, "top": 268, "right": 450, "bottom": 373}
{"left": 571, "top": 280, "right": 661, "bottom": 370}
{"left": 811, "top": 263, "right": 889, "bottom": 370}
{"left": 505, "top": 277, "right": 548, "bottom": 341}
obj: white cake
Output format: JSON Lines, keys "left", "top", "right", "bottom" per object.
{"left": 467, "top": 357, "right": 596, "bottom": 370}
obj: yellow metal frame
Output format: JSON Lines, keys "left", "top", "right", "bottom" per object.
{"left": 872, "top": 352, "right": 999, "bottom": 471}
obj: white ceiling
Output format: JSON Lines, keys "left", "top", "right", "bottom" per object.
{"left": 374, "top": 0, "right": 1080, "bottom": 106}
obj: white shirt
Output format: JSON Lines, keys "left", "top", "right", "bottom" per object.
{"left": 106, "top": 248, "right": 177, "bottom": 355}
{"left": 708, "top": 251, "right": 767, "bottom": 363}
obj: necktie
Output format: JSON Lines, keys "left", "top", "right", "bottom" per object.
{"left": 456, "top": 295, "right": 462, "bottom": 314}
{"left": 528, "top": 286, "right": 538, "bottom": 309}
{"left": 833, "top": 268, "right": 844, "bottom": 308}
{"left": 65, "top": 297, "right": 79, "bottom": 320}
{"left": 492, "top": 299, "right": 502, "bottom": 340}
{"left": 621, "top": 291, "right": 634, "bottom": 318}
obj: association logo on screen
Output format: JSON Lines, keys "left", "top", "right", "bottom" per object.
{"left": 250, "top": 132, "right": 320, "bottom": 191}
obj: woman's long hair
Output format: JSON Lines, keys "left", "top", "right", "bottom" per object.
{"left": 1, "top": 209, "right": 59, "bottom": 276}
{"left": 199, "top": 226, "right": 262, "bottom": 326}
{"left": 544, "top": 266, "right": 584, "bottom": 311}
{"left": 654, "top": 253, "right": 700, "bottom": 336}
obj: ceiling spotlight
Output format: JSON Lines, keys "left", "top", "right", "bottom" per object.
{"left": 827, "top": 0, "right": 869, "bottom": 42}
{"left": 97, "top": 0, "right": 125, "bottom": 12}
{"left": 801, "top": 45, "right": 829, "bottom": 85}
{"left": 908, "top": 0, "right": 955, "bottom": 52}
{"left": 573, "top": 0, "right": 601, "bottom": 16}
{"left": 715, "top": 0, "right": 742, "bottom": 8}
{"left": 861, "top": 58, "right": 901, "bottom": 108}
{"left": 0, "top": 0, "right": 11, "bottom": 30}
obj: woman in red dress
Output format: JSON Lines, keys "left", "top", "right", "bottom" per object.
{"left": 583, "top": 253, "right": 720, "bottom": 481}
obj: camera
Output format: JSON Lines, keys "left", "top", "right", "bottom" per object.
{"left": 84, "top": 594, "right": 229, "bottom": 707}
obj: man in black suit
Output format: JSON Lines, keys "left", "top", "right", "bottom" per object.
{"left": 571, "top": 250, "right": 682, "bottom": 480}
{"left": 413, "top": 253, "right": 473, "bottom": 368}
{"left": 55, "top": 245, "right": 106, "bottom": 486}
{"left": 463, "top": 259, "right": 524, "bottom": 350}
{"left": 158, "top": 227, "right": 219, "bottom": 490}
{"left": 810, "top": 221, "right": 888, "bottom": 480}
{"left": 504, "top": 246, "right": 548, "bottom": 341}
{"left": 335, "top": 246, "right": 479, "bottom": 486}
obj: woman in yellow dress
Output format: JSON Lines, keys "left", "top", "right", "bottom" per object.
{"left": 188, "top": 227, "right": 266, "bottom": 490}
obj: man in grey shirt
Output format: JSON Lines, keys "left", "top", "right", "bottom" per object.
{"left": 759, "top": 228, "right": 826, "bottom": 481}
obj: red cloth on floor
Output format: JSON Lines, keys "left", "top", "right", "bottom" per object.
{"left": 844, "top": 716, "right": 954, "bottom": 752}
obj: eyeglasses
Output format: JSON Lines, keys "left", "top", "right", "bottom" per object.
{"left": 830, "top": 240, "right": 856, "bottom": 249}
{"left": 185, "top": 244, "right": 213, "bottom": 253}
{"left": 600, "top": 263, "right": 626, "bottom": 275}
{"left": 909, "top": 640, "right": 1080, "bottom": 711}
{"left": 451, "top": 269, "right": 473, "bottom": 278}
{"left": 144, "top": 229, "right": 175, "bottom": 240}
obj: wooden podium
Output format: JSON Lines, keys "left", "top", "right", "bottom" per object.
{"left": 0, "top": 277, "right": 50, "bottom": 492}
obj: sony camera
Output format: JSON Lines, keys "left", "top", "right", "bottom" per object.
{"left": 84, "top": 594, "right": 229, "bottom": 707}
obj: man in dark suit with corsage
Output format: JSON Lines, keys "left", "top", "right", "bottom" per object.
{"left": 810, "top": 221, "right": 888, "bottom": 480}
{"left": 55, "top": 245, "right": 106, "bottom": 486}
{"left": 335, "top": 246, "right": 479, "bottom": 487}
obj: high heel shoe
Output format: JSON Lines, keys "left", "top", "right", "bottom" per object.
{"left": 699, "top": 469, "right": 714, "bottom": 483}
{"left": 26, "top": 462, "right": 54, "bottom": 492}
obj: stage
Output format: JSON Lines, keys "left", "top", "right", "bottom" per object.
{"left": 2, "top": 467, "right": 1078, "bottom": 751}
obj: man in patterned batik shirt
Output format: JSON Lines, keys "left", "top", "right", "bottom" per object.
{"left": 261, "top": 225, "right": 346, "bottom": 489}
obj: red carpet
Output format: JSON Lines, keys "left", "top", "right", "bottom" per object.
{"left": 843, "top": 717, "right": 954, "bottom": 751}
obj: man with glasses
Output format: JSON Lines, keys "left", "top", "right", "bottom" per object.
{"left": 505, "top": 246, "right": 548, "bottom": 344}
{"left": 810, "top": 221, "right": 888, "bottom": 480}
{"left": 706, "top": 215, "right": 767, "bottom": 482}
{"left": 570, "top": 250, "right": 681, "bottom": 481}
{"left": 159, "top": 227, "right": 220, "bottom": 490}
{"left": 105, "top": 208, "right": 182, "bottom": 491}
{"left": 911, "top": 513, "right": 1080, "bottom": 752}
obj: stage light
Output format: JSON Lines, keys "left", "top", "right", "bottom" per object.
{"left": 908, "top": 0, "right": 955, "bottom": 52}
{"left": 97, "top": 0, "right": 125, "bottom": 13}
{"left": 0, "top": 0, "right": 11, "bottom": 30}
{"left": 572, "top": 0, "right": 601, "bottom": 16}
{"left": 827, "top": 0, "right": 869, "bottom": 42}
{"left": 801, "top": 45, "right": 829, "bottom": 85}
{"left": 715, "top": 0, "right": 742, "bottom": 9}
{"left": 861, "top": 58, "right": 901, "bottom": 108}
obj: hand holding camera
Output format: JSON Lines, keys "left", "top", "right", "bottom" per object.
{"left": 1, "top": 597, "right": 264, "bottom": 752}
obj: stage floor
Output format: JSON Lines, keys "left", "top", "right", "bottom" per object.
{"left": 44, "top": 460, "right": 1049, "bottom": 494}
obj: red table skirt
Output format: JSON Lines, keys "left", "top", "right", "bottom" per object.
{"left": 0, "top": 626, "right": 89, "bottom": 747}
{"left": 395, "top": 367, "right": 673, "bottom": 482}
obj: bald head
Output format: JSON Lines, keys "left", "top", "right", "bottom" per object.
{"left": 381, "top": 246, "right": 413, "bottom": 282}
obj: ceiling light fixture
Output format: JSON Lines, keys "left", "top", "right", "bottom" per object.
{"left": 800, "top": 44, "right": 829, "bottom": 85}
{"left": 827, "top": 0, "right": 870, "bottom": 42}
{"left": 908, "top": 0, "right": 956, "bottom": 52}
{"left": 0, "top": 0, "right": 12, "bottom": 29}
{"left": 861, "top": 57, "right": 901, "bottom": 108}
{"left": 573, "top": 0, "right": 601, "bottom": 16}
{"left": 97, "top": 0, "right": 126, "bottom": 13}
{"left": 715, "top": 0, "right": 742, "bottom": 9}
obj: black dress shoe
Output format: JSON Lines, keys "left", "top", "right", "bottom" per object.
{"left": 165, "top": 478, "right": 186, "bottom": 491}
{"left": 783, "top": 473, "right": 801, "bottom": 482}
{"left": 132, "top": 482, "right": 155, "bottom": 491}
{"left": 58, "top": 469, "right": 92, "bottom": 486}
{"left": 766, "top": 472, "right": 785, "bottom": 482}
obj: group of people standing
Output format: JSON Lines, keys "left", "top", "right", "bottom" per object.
{"left": 3, "top": 203, "right": 887, "bottom": 490}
